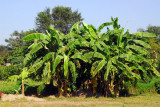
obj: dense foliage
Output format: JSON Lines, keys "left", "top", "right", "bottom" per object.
{"left": 0, "top": 81, "right": 20, "bottom": 94}
{"left": 5, "top": 30, "right": 36, "bottom": 64}
{"left": 0, "top": 64, "right": 23, "bottom": 80}
{"left": 36, "top": 6, "right": 83, "bottom": 34}
{"left": 9, "top": 17, "right": 159, "bottom": 97}
{"left": 0, "top": 45, "right": 8, "bottom": 65}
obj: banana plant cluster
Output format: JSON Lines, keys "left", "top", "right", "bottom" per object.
{"left": 21, "top": 17, "right": 160, "bottom": 96}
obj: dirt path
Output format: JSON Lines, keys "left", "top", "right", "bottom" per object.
{"left": 1, "top": 94, "right": 122, "bottom": 106}
{"left": 16, "top": 101, "right": 122, "bottom": 106}
{"left": 1, "top": 94, "right": 45, "bottom": 102}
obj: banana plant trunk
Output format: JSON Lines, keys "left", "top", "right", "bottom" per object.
{"left": 64, "top": 77, "right": 68, "bottom": 96}
{"left": 22, "top": 80, "right": 25, "bottom": 96}
{"left": 57, "top": 73, "right": 63, "bottom": 96}
{"left": 58, "top": 81, "right": 63, "bottom": 96}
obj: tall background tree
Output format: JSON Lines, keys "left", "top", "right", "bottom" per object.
{"left": 35, "top": 8, "right": 52, "bottom": 33}
{"left": 5, "top": 29, "right": 36, "bottom": 64}
{"left": 36, "top": 6, "right": 84, "bottom": 34}
{"left": 138, "top": 25, "right": 160, "bottom": 70}
{"left": 0, "top": 45, "right": 8, "bottom": 65}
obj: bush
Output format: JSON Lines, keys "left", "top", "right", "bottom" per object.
{"left": 135, "top": 77, "right": 160, "bottom": 95}
{"left": 0, "top": 64, "right": 23, "bottom": 80}
{"left": 0, "top": 81, "right": 21, "bottom": 94}
{"left": 155, "top": 79, "right": 160, "bottom": 94}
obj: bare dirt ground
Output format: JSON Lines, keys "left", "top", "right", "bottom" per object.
{"left": 1, "top": 94, "right": 45, "bottom": 102}
{"left": 1, "top": 94, "right": 121, "bottom": 106}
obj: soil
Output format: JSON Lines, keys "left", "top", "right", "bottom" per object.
{"left": 1, "top": 94, "right": 45, "bottom": 102}
{"left": 0, "top": 94, "right": 121, "bottom": 106}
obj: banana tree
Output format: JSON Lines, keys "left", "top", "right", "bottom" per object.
{"left": 22, "top": 26, "right": 65, "bottom": 95}
{"left": 77, "top": 17, "right": 160, "bottom": 96}
{"left": 21, "top": 17, "right": 160, "bottom": 97}
{"left": 22, "top": 24, "right": 86, "bottom": 96}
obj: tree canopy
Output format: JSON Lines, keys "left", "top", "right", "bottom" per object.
{"left": 5, "top": 29, "right": 36, "bottom": 64}
{"left": 36, "top": 6, "right": 84, "bottom": 34}
{"left": 138, "top": 25, "right": 160, "bottom": 71}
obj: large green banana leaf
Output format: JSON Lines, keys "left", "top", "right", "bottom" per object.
{"left": 22, "top": 33, "right": 47, "bottom": 41}
{"left": 64, "top": 54, "right": 69, "bottom": 77}
{"left": 97, "top": 22, "right": 112, "bottom": 33}
{"left": 132, "top": 32, "right": 156, "bottom": 37}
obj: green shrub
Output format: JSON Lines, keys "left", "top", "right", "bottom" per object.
{"left": 0, "top": 81, "right": 20, "bottom": 94}
{"left": 135, "top": 77, "right": 160, "bottom": 95}
{"left": 155, "top": 79, "right": 160, "bottom": 94}
{"left": 0, "top": 64, "right": 23, "bottom": 80}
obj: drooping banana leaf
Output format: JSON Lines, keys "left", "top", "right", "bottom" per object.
{"left": 126, "top": 45, "right": 148, "bottom": 55}
{"left": 30, "top": 42, "right": 43, "bottom": 54}
{"left": 117, "top": 28, "right": 124, "bottom": 47}
{"left": 115, "top": 60, "right": 141, "bottom": 79}
{"left": 119, "top": 53, "right": 147, "bottom": 63}
{"left": 93, "top": 52, "right": 106, "bottom": 59}
{"left": 69, "top": 61, "right": 77, "bottom": 82}
{"left": 27, "top": 60, "right": 44, "bottom": 74}
{"left": 23, "top": 33, "right": 46, "bottom": 41}
{"left": 109, "top": 29, "right": 123, "bottom": 35}
{"left": 133, "top": 40, "right": 151, "bottom": 49}
{"left": 21, "top": 67, "right": 28, "bottom": 80}
{"left": 71, "top": 53, "right": 87, "bottom": 62}
{"left": 42, "top": 61, "right": 51, "bottom": 84}
{"left": 82, "top": 21, "right": 89, "bottom": 32}
{"left": 104, "top": 60, "right": 112, "bottom": 81}
{"left": 43, "top": 52, "right": 55, "bottom": 62}
{"left": 23, "top": 78, "right": 43, "bottom": 87}
{"left": 95, "top": 41, "right": 104, "bottom": 51}
{"left": 70, "top": 21, "right": 80, "bottom": 33}
{"left": 149, "top": 64, "right": 160, "bottom": 77}
{"left": 92, "top": 59, "right": 107, "bottom": 77}
{"left": 23, "top": 53, "right": 33, "bottom": 66}
{"left": 8, "top": 75, "right": 19, "bottom": 82}
{"left": 52, "top": 55, "right": 63, "bottom": 75}
{"left": 97, "top": 22, "right": 112, "bottom": 33}
{"left": 132, "top": 32, "right": 156, "bottom": 37}
{"left": 64, "top": 54, "right": 69, "bottom": 77}
{"left": 88, "top": 25, "right": 97, "bottom": 39}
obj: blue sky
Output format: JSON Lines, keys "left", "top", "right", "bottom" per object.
{"left": 0, "top": 0, "right": 160, "bottom": 45}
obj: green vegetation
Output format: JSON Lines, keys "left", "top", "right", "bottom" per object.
{"left": 5, "top": 30, "right": 36, "bottom": 65}
{"left": 0, "top": 64, "right": 23, "bottom": 80}
{"left": 36, "top": 6, "right": 83, "bottom": 34}
{"left": 0, "top": 81, "right": 20, "bottom": 94}
{"left": 133, "top": 77, "right": 160, "bottom": 95}
{"left": 8, "top": 17, "right": 159, "bottom": 97}
{"left": 0, "top": 6, "right": 160, "bottom": 99}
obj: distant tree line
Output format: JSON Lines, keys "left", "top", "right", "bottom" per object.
{"left": 0, "top": 6, "right": 83, "bottom": 65}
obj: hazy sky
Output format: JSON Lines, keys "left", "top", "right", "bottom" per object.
{"left": 0, "top": 0, "right": 160, "bottom": 45}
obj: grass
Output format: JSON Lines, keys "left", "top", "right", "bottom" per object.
{"left": 0, "top": 94, "right": 160, "bottom": 107}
